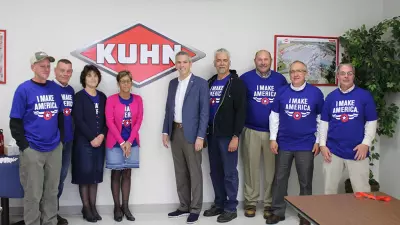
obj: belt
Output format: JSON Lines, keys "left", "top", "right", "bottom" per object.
{"left": 173, "top": 122, "right": 183, "bottom": 129}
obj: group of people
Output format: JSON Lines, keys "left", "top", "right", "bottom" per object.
{"left": 161, "top": 49, "right": 377, "bottom": 225}
{"left": 10, "top": 52, "right": 143, "bottom": 225}
{"left": 9, "top": 48, "right": 377, "bottom": 225}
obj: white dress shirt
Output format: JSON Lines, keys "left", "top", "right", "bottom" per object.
{"left": 174, "top": 73, "right": 192, "bottom": 123}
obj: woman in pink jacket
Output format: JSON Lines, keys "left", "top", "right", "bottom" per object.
{"left": 105, "top": 70, "right": 143, "bottom": 222}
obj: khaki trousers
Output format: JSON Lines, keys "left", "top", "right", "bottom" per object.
{"left": 240, "top": 127, "right": 275, "bottom": 207}
{"left": 20, "top": 143, "right": 63, "bottom": 225}
{"left": 170, "top": 126, "right": 203, "bottom": 214}
{"left": 323, "top": 153, "right": 370, "bottom": 194}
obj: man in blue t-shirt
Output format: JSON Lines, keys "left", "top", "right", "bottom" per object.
{"left": 239, "top": 50, "right": 288, "bottom": 219}
{"left": 266, "top": 61, "right": 324, "bottom": 225}
{"left": 10, "top": 52, "right": 64, "bottom": 225}
{"left": 52, "top": 59, "right": 74, "bottom": 225}
{"left": 203, "top": 48, "right": 247, "bottom": 223}
{"left": 319, "top": 63, "right": 377, "bottom": 195}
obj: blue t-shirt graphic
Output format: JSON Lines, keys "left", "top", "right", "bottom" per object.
{"left": 240, "top": 69, "right": 288, "bottom": 131}
{"left": 118, "top": 95, "right": 138, "bottom": 147}
{"left": 272, "top": 83, "right": 324, "bottom": 151}
{"left": 52, "top": 81, "right": 75, "bottom": 143}
{"left": 321, "top": 87, "right": 378, "bottom": 160}
{"left": 209, "top": 75, "right": 230, "bottom": 124}
{"left": 10, "top": 80, "right": 63, "bottom": 152}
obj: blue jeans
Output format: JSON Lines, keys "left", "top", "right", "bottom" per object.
{"left": 58, "top": 141, "right": 72, "bottom": 199}
{"left": 207, "top": 135, "right": 239, "bottom": 212}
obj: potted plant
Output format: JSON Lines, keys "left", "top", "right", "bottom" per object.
{"left": 338, "top": 16, "right": 400, "bottom": 193}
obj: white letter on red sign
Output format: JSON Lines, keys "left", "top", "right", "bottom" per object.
{"left": 162, "top": 45, "right": 182, "bottom": 64}
{"left": 97, "top": 44, "right": 116, "bottom": 64}
{"left": 118, "top": 44, "right": 138, "bottom": 64}
{"left": 140, "top": 44, "right": 159, "bottom": 64}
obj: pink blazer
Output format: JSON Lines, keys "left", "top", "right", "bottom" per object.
{"left": 105, "top": 93, "right": 143, "bottom": 149}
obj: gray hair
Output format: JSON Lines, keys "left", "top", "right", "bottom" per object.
{"left": 289, "top": 60, "right": 308, "bottom": 72}
{"left": 175, "top": 51, "right": 192, "bottom": 62}
{"left": 336, "top": 63, "right": 355, "bottom": 73}
{"left": 214, "top": 48, "right": 231, "bottom": 59}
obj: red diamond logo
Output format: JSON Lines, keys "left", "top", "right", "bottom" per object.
{"left": 71, "top": 23, "right": 206, "bottom": 87}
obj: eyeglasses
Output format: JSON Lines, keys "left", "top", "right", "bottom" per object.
{"left": 119, "top": 80, "right": 132, "bottom": 84}
{"left": 289, "top": 69, "right": 307, "bottom": 74}
{"left": 338, "top": 71, "right": 354, "bottom": 76}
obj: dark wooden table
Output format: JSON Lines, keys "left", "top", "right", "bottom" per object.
{"left": 285, "top": 192, "right": 400, "bottom": 225}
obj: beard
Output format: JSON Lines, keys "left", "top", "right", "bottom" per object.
{"left": 217, "top": 67, "right": 228, "bottom": 74}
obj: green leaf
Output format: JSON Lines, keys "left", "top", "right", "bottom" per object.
{"left": 387, "top": 82, "right": 395, "bottom": 88}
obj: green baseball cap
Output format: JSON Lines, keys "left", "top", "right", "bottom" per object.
{"left": 30, "top": 51, "right": 55, "bottom": 65}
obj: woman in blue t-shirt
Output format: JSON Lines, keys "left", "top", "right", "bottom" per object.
{"left": 105, "top": 71, "right": 144, "bottom": 222}
{"left": 71, "top": 65, "right": 107, "bottom": 222}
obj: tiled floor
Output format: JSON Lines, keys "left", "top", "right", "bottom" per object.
{"left": 9, "top": 209, "right": 301, "bottom": 225}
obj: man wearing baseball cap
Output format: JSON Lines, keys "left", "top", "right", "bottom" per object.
{"left": 10, "top": 51, "right": 65, "bottom": 225}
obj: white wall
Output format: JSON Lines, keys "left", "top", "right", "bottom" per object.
{"left": 379, "top": 0, "right": 400, "bottom": 199}
{"left": 383, "top": 0, "right": 400, "bottom": 20}
{"left": 0, "top": 0, "right": 384, "bottom": 207}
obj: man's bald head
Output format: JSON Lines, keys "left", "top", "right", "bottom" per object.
{"left": 255, "top": 50, "right": 272, "bottom": 60}
{"left": 254, "top": 50, "right": 272, "bottom": 76}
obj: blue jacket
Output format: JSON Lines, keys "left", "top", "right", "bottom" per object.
{"left": 162, "top": 74, "right": 209, "bottom": 144}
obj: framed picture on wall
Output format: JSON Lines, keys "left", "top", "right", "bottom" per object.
{"left": 274, "top": 35, "right": 339, "bottom": 86}
{"left": 0, "top": 30, "right": 6, "bottom": 84}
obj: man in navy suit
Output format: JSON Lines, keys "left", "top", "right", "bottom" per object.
{"left": 162, "top": 51, "right": 209, "bottom": 224}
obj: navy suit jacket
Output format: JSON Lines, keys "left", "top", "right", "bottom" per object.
{"left": 162, "top": 74, "right": 209, "bottom": 144}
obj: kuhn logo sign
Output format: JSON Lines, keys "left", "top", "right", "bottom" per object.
{"left": 71, "top": 23, "right": 206, "bottom": 87}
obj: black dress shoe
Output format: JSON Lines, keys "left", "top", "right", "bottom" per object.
{"left": 81, "top": 207, "right": 97, "bottom": 223}
{"left": 217, "top": 211, "right": 237, "bottom": 223}
{"left": 266, "top": 214, "right": 285, "bottom": 224}
{"left": 57, "top": 214, "right": 68, "bottom": 225}
{"left": 114, "top": 207, "right": 123, "bottom": 222}
{"left": 91, "top": 206, "right": 102, "bottom": 221}
{"left": 122, "top": 205, "right": 136, "bottom": 221}
{"left": 203, "top": 205, "right": 224, "bottom": 217}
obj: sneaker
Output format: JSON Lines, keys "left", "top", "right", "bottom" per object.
{"left": 217, "top": 211, "right": 237, "bottom": 223}
{"left": 203, "top": 205, "right": 224, "bottom": 217}
{"left": 186, "top": 213, "right": 199, "bottom": 224}
{"left": 57, "top": 215, "right": 68, "bottom": 225}
{"left": 168, "top": 209, "right": 190, "bottom": 218}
